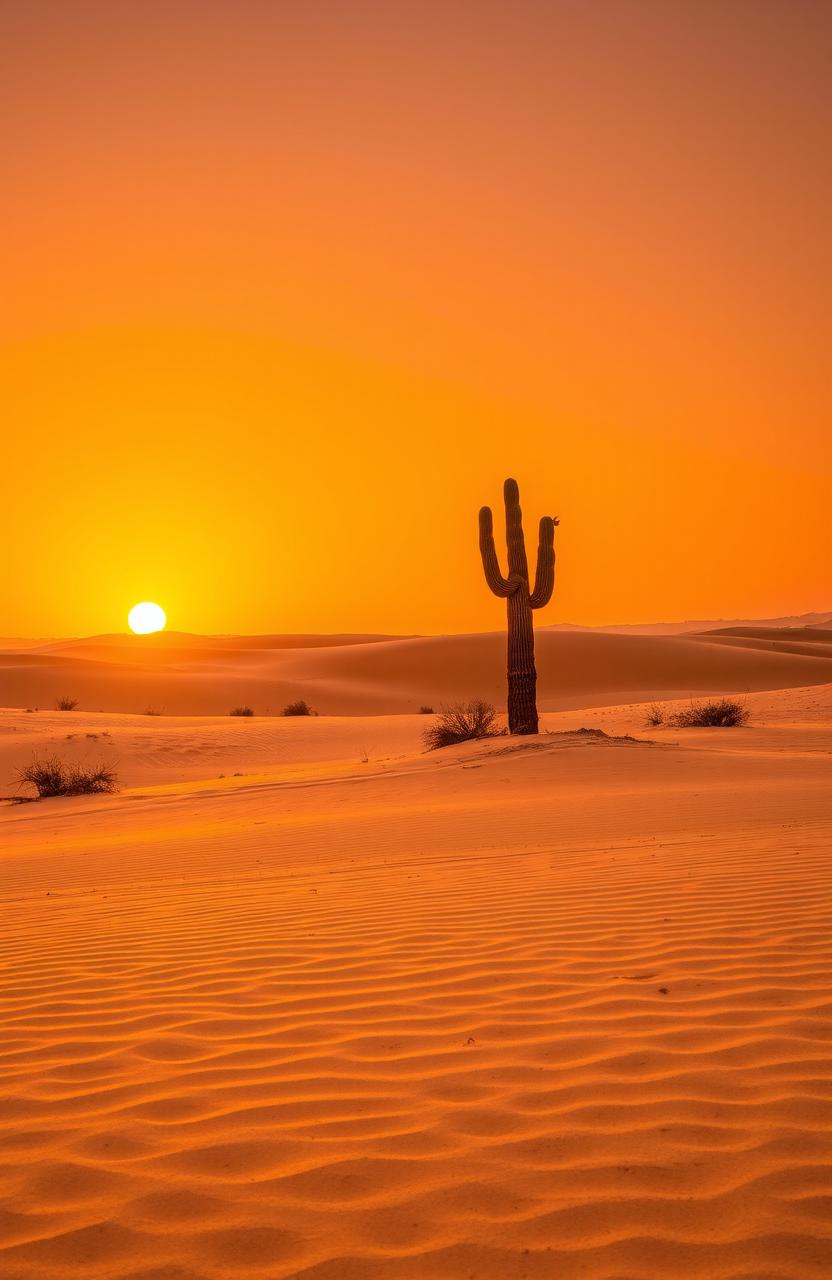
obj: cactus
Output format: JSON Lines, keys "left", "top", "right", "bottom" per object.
{"left": 479, "top": 478, "right": 558, "bottom": 735}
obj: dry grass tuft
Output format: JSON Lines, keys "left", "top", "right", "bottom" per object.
{"left": 671, "top": 698, "right": 749, "bottom": 728}
{"left": 17, "top": 756, "right": 118, "bottom": 799}
{"left": 423, "top": 700, "right": 500, "bottom": 750}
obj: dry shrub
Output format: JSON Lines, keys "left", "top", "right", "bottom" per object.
{"left": 419, "top": 705, "right": 435, "bottom": 714}
{"left": 283, "top": 700, "right": 313, "bottom": 716}
{"left": 229, "top": 706, "right": 255, "bottom": 717}
{"left": 671, "top": 698, "right": 749, "bottom": 728}
{"left": 423, "top": 700, "right": 499, "bottom": 750}
{"left": 18, "top": 755, "right": 118, "bottom": 798}
{"left": 56, "top": 696, "right": 79, "bottom": 711}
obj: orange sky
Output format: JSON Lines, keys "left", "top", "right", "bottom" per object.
{"left": 2, "top": 1, "right": 830, "bottom": 636}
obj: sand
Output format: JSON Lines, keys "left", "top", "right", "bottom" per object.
{"left": 2, "top": 624, "right": 832, "bottom": 717}
{"left": 1, "top": 630, "right": 831, "bottom": 1278}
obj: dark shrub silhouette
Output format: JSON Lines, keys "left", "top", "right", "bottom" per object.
{"left": 479, "top": 478, "right": 558, "bottom": 735}
{"left": 56, "top": 696, "right": 79, "bottom": 711}
{"left": 283, "top": 700, "right": 313, "bottom": 716}
{"left": 423, "top": 701, "right": 499, "bottom": 750}
{"left": 230, "top": 706, "right": 255, "bottom": 717}
{"left": 671, "top": 699, "right": 749, "bottom": 728}
{"left": 645, "top": 703, "right": 665, "bottom": 727}
{"left": 419, "top": 705, "right": 435, "bottom": 714}
{"left": 18, "top": 755, "right": 118, "bottom": 798}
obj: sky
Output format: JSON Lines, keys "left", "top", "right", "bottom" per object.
{"left": 2, "top": 0, "right": 830, "bottom": 636}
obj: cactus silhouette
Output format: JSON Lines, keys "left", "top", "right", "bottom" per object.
{"left": 479, "top": 478, "right": 558, "bottom": 735}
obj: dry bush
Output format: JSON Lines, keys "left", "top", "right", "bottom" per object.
{"left": 18, "top": 755, "right": 118, "bottom": 799}
{"left": 56, "top": 696, "right": 79, "bottom": 711}
{"left": 645, "top": 703, "right": 665, "bottom": 727}
{"left": 229, "top": 706, "right": 255, "bottom": 717}
{"left": 423, "top": 700, "right": 500, "bottom": 750}
{"left": 671, "top": 698, "right": 749, "bottom": 728}
{"left": 283, "top": 700, "right": 314, "bottom": 717}
{"left": 419, "top": 705, "right": 435, "bottom": 714}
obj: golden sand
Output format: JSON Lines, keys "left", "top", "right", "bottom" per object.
{"left": 1, "top": 635, "right": 830, "bottom": 1278}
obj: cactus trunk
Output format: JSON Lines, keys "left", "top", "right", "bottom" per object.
{"left": 506, "top": 588, "right": 538, "bottom": 735}
{"left": 478, "top": 479, "right": 558, "bottom": 736}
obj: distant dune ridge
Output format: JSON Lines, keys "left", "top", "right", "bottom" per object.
{"left": 546, "top": 609, "right": 832, "bottom": 635}
{"left": 0, "top": 613, "right": 831, "bottom": 716}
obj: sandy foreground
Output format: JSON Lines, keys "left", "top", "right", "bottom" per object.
{"left": 1, "top": 634, "right": 831, "bottom": 1278}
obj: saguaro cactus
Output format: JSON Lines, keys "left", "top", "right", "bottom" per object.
{"left": 479, "top": 478, "right": 558, "bottom": 735}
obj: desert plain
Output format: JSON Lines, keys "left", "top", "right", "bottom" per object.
{"left": 1, "top": 621, "right": 831, "bottom": 1279}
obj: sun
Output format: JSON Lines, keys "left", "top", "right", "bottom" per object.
{"left": 128, "top": 602, "right": 167, "bottom": 635}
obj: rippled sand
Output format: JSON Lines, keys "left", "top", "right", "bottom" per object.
{"left": 2, "top": 684, "right": 831, "bottom": 1278}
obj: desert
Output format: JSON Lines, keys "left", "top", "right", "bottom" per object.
{"left": 2, "top": 623, "right": 831, "bottom": 1278}
{"left": 4, "top": 2, "right": 831, "bottom": 1275}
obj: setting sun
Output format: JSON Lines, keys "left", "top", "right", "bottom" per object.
{"left": 128, "top": 601, "right": 166, "bottom": 635}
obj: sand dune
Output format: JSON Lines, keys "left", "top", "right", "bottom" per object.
{"left": 1, "top": 625, "right": 831, "bottom": 717}
{"left": 548, "top": 610, "right": 832, "bottom": 635}
{"left": 1, "top": 683, "right": 831, "bottom": 1278}
{"left": 34, "top": 632, "right": 407, "bottom": 655}
{"left": 697, "top": 627, "right": 832, "bottom": 659}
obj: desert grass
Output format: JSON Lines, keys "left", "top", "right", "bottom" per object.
{"left": 672, "top": 698, "right": 749, "bottom": 727}
{"left": 423, "top": 700, "right": 500, "bottom": 749}
{"left": 17, "top": 755, "right": 118, "bottom": 799}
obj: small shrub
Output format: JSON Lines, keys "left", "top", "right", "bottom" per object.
{"left": 17, "top": 755, "right": 118, "bottom": 798}
{"left": 645, "top": 703, "right": 664, "bottom": 727}
{"left": 671, "top": 698, "right": 749, "bottom": 728}
{"left": 230, "top": 706, "right": 255, "bottom": 717}
{"left": 419, "top": 705, "right": 435, "bottom": 715}
{"left": 283, "top": 700, "right": 313, "bottom": 717}
{"left": 423, "top": 700, "right": 499, "bottom": 750}
{"left": 56, "top": 696, "right": 79, "bottom": 711}
{"left": 144, "top": 706, "right": 163, "bottom": 716}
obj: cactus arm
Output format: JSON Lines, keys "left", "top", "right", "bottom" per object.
{"left": 529, "top": 515, "right": 557, "bottom": 609}
{"left": 503, "top": 478, "right": 530, "bottom": 581}
{"left": 479, "top": 506, "right": 513, "bottom": 597}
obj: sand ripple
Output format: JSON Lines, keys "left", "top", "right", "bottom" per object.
{"left": 1, "top": 704, "right": 831, "bottom": 1277}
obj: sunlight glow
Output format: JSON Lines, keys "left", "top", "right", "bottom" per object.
{"left": 128, "top": 602, "right": 166, "bottom": 635}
